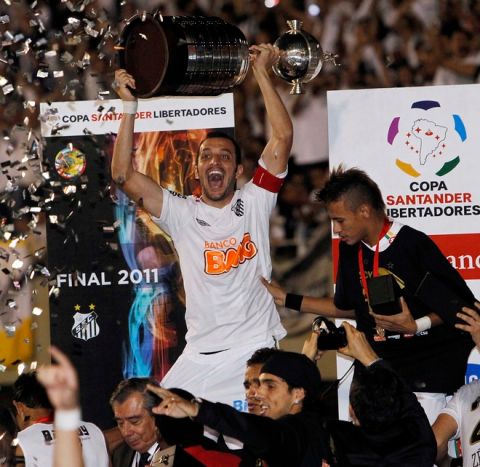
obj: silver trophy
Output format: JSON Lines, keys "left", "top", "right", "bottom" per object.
{"left": 274, "top": 20, "right": 338, "bottom": 95}
{"left": 118, "top": 13, "right": 335, "bottom": 97}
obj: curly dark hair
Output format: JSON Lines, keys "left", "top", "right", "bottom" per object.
{"left": 349, "top": 364, "right": 403, "bottom": 433}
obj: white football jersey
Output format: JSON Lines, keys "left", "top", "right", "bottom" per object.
{"left": 17, "top": 421, "right": 109, "bottom": 467}
{"left": 441, "top": 380, "right": 480, "bottom": 466}
{"left": 154, "top": 180, "right": 286, "bottom": 352}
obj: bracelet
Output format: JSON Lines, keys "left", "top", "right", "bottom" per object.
{"left": 285, "top": 293, "right": 304, "bottom": 311}
{"left": 415, "top": 316, "right": 432, "bottom": 333}
{"left": 122, "top": 100, "right": 138, "bottom": 114}
{"left": 55, "top": 408, "right": 81, "bottom": 431}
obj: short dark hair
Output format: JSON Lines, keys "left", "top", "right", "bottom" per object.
{"left": 317, "top": 166, "right": 385, "bottom": 214}
{"left": 261, "top": 351, "right": 322, "bottom": 412}
{"left": 197, "top": 131, "right": 242, "bottom": 166}
{"left": 349, "top": 364, "right": 403, "bottom": 433}
{"left": 13, "top": 372, "right": 53, "bottom": 410}
{"left": 246, "top": 347, "right": 278, "bottom": 367}
{"left": 110, "top": 377, "right": 160, "bottom": 414}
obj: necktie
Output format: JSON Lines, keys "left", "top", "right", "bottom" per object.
{"left": 138, "top": 452, "right": 150, "bottom": 467}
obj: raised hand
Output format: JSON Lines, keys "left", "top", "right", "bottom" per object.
{"left": 456, "top": 302, "right": 480, "bottom": 348}
{"left": 112, "top": 69, "right": 136, "bottom": 101}
{"left": 338, "top": 322, "right": 379, "bottom": 367}
{"left": 249, "top": 43, "right": 281, "bottom": 72}
{"left": 147, "top": 385, "right": 199, "bottom": 419}
{"left": 302, "top": 331, "right": 324, "bottom": 362}
{"left": 36, "top": 346, "right": 79, "bottom": 410}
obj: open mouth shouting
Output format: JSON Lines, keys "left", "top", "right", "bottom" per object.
{"left": 207, "top": 169, "right": 225, "bottom": 191}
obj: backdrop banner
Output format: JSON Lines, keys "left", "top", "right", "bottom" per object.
{"left": 327, "top": 84, "right": 480, "bottom": 419}
{"left": 40, "top": 94, "right": 235, "bottom": 428}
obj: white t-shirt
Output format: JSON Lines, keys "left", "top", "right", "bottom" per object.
{"left": 441, "top": 380, "right": 480, "bottom": 466}
{"left": 153, "top": 180, "right": 286, "bottom": 352}
{"left": 17, "top": 421, "right": 109, "bottom": 467}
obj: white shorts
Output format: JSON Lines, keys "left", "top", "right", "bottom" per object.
{"left": 161, "top": 337, "right": 277, "bottom": 411}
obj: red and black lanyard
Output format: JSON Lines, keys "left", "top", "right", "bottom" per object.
{"left": 357, "top": 218, "right": 391, "bottom": 300}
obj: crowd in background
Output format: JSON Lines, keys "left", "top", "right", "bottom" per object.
{"left": 0, "top": 3, "right": 478, "bottom": 207}
{"left": 0, "top": 0, "right": 480, "bottom": 344}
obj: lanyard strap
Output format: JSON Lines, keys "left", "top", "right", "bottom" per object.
{"left": 358, "top": 219, "right": 391, "bottom": 298}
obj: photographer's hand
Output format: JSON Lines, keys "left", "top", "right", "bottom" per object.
{"left": 301, "top": 331, "right": 324, "bottom": 362}
{"left": 338, "top": 322, "right": 379, "bottom": 367}
{"left": 456, "top": 301, "right": 480, "bottom": 348}
{"left": 371, "top": 297, "right": 417, "bottom": 334}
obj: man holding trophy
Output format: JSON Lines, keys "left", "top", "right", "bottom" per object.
{"left": 111, "top": 43, "right": 293, "bottom": 415}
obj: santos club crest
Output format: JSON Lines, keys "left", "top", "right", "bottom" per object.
{"left": 71, "top": 305, "right": 100, "bottom": 341}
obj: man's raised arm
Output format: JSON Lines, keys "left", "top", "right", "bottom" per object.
{"left": 111, "top": 69, "right": 164, "bottom": 217}
{"left": 250, "top": 44, "right": 293, "bottom": 175}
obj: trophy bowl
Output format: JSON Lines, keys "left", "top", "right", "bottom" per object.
{"left": 118, "top": 12, "right": 250, "bottom": 97}
{"left": 274, "top": 20, "right": 324, "bottom": 95}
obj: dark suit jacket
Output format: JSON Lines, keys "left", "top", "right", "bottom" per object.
{"left": 111, "top": 441, "right": 135, "bottom": 467}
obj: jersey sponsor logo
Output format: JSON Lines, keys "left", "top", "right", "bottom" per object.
{"left": 72, "top": 309, "right": 100, "bottom": 341}
{"left": 40, "top": 426, "right": 91, "bottom": 444}
{"left": 168, "top": 190, "right": 186, "bottom": 199}
{"left": 231, "top": 199, "right": 244, "bottom": 217}
{"left": 204, "top": 233, "right": 257, "bottom": 275}
{"left": 42, "top": 430, "right": 54, "bottom": 444}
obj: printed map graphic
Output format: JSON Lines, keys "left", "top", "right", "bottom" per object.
{"left": 408, "top": 119, "right": 447, "bottom": 165}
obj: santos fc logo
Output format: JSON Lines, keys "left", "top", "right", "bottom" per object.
{"left": 387, "top": 99, "right": 467, "bottom": 178}
{"left": 71, "top": 304, "right": 100, "bottom": 341}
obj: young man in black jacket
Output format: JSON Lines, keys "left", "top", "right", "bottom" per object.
{"left": 147, "top": 350, "right": 333, "bottom": 466}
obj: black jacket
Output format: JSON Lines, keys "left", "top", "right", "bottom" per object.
{"left": 195, "top": 399, "right": 332, "bottom": 466}
{"left": 328, "top": 360, "right": 437, "bottom": 467}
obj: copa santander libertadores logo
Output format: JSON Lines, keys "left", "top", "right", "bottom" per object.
{"left": 387, "top": 100, "right": 466, "bottom": 177}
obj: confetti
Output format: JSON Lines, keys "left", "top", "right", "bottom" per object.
{"left": 36, "top": 70, "right": 49, "bottom": 79}
{"left": 17, "top": 362, "right": 25, "bottom": 375}
{"left": 2, "top": 84, "right": 14, "bottom": 94}
{"left": 11, "top": 259, "right": 23, "bottom": 269}
{"left": 5, "top": 325, "right": 16, "bottom": 336}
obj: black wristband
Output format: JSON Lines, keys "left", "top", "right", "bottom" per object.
{"left": 285, "top": 293, "right": 304, "bottom": 311}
